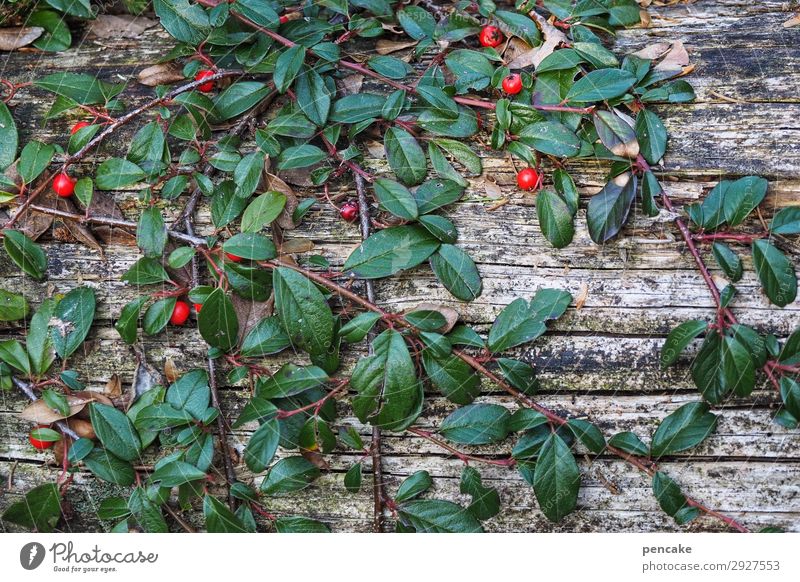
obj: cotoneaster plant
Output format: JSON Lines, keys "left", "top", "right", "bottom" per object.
{"left": 0, "top": 0, "right": 793, "bottom": 534}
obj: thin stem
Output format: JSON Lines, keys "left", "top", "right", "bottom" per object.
{"left": 407, "top": 428, "right": 516, "bottom": 467}
{"left": 275, "top": 382, "right": 349, "bottom": 419}
{"left": 693, "top": 232, "right": 767, "bottom": 244}
{"left": 12, "top": 377, "right": 80, "bottom": 441}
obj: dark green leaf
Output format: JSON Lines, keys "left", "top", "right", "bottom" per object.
{"left": 660, "top": 320, "right": 708, "bottom": 369}
{"left": 533, "top": 433, "right": 580, "bottom": 522}
{"left": 398, "top": 499, "right": 483, "bottom": 533}
{"left": 587, "top": 172, "right": 637, "bottom": 243}
{"left": 440, "top": 403, "right": 510, "bottom": 445}
{"left": 651, "top": 402, "right": 717, "bottom": 458}
{"left": 385, "top": 127, "right": 427, "bottom": 186}
{"left": 566, "top": 69, "right": 636, "bottom": 103}
{"left": 712, "top": 243, "right": 743, "bottom": 282}
{"left": 261, "top": 456, "right": 320, "bottom": 495}
{"left": 460, "top": 466, "right": 500, "bottom": 520}
{"left": 752, "top": 239, "right": 797, "bottom": 307}
{"left": 50, "top": 287, "right": 95, "bottom": 359}
{"left": 608, "top": 431, "right": 649, "bottom": 456}
{"left": 3, "top": 229, "right": 47, "bottom": 280}
{"left": 197, "top": 288, "right": 239, "bottom": 351}
{"left": 373, "top": 178, "right": 418, "bottom": 220}
{"left": 344, "top": 225, "right": 440, "bottom": 279}
{"left": 430, "top": 244, "right": 482, "bottom": 301}
{"left": 537, "top": 189, "right": 575, "bottom": 248}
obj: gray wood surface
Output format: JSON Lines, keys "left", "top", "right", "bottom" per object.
{"left": 1, "top": 0, "right": 800, "bottom": 532}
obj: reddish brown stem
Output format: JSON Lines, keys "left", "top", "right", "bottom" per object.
{"left": 693, "top": 232, "right": 767, "bottom": 244}
{"left": 407, "top": 428, "right": 516, "bottom": 467}
{"left": 275, "top": 381, "right": 349, "bottom": 419}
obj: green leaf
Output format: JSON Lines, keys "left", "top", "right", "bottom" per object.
{"left": 150, "top": 461, "right": 206, "bottom": 487}
{"left": 652, "top": 471, "right": 697, "bottom": 524}
{"left": 257, "top": 363, "right": 327, "bottom": 399}
{"left": 203, "top": 494, "right": 247, "bottom": 533}
{"left": 518, "top": 121, "right": 581, "bottom": 158}
{"left": 537, "top": 189, "right": 575, "bottom": 248}
{"left": 198, "top": 288, "right": 239, "bottom": 351}
{"left": 0, "top": 340, "right": 31, "bottom": 374}
{"left": 261, "top": 456, "right": 320, "bottom": 495}
{"left": 416, "top": 85, "right": 459, "bottom": 119}
{"left": 385, "top": 127, "right": 427, "bottom": 186}
{"left": 3, "top": 229, "right": 47, "bottom": 280}
{"left": 241, "top": 191, "right": 287, "bottom": 233}
{"left": 460, "top": 466, "right": 500, "bottom": 520}
{"left": 0, "top": 102, "right": 18, "bottom": 171}
{"left": 244, "top": 418, "right": 281, "bottom": 473}
{"left": 95, "top": 158, "right": 146, "bottom": 190}
{"left": 413, "top": 179, "right": 464, "bottom": 214}
{"left": 722, "top": 176, "right": 768, "bottom": 227}
{"left": 395, "top": 471, "right": 433, "bottom": 502}
{"left": 495, "top": 10, "right": 541, "bottom": 45}
{"left": 0, "top": 289, "right": 28, "bottom": 322}
{"left": 50, "top": 287, "right": 95, "bottom": 359}
{"left": 566, "top": 419, "right": 606, "bottom": 454}
{"left": 122, "top": 257, "right": 170, "bottom": 285}
{"left": 330, "top": 93, "right": 386, "bottom": 123}
{"left": 338, "top": 312, "right": 381, "bottom": 343}
{"left": 398, "top": 499, "right": 483, "bottom": 533}
{"left": 1, "top": 483, "right": 61, "bottom": 532}
{"left": 136, "top": 206, "right": 167, "bottom": 258}
{"left": 273, "top": 268, "right": 335, "bottom": 365}
{"left": 295, "top": 68, "right": 331, "bottom": 126}
{"left": 536, "top": 49, "right": 586, "bottom": 73}
{"left": 84, "top": 448, "right": 135, "bottom": 485}
{"left": 212, "top": 82, "right": 270, "bottom": 122}
{"left": 594, "top": 110, "right": 639, "bottom": 159}
{"left": 660, "top": 320, "right": 708, "bottom": 368}
{"left": 344, "top": 463, "right": 363, "bottom": 494}
{"left": 223, "top": 233, "right": 277, "bottom": 261}
{"left": 430, "top": 244, "right": 482, "bottom": 301}
{"left": 770, "top": 207, "right": 800, "bottom": 235}
{"left": 635, "top": 109, "right": 667, "bottom": 164}
{"left": 440, "top": 403, "right": 510, "bottom": 445}
{"left": 231, "top": 0, "right": 280, "bottom": 28}
{"left": 498, "top": 358, "right": 539, "bottom": 395}
{"left": 35, "top": 72, "right": 122, "bottom": 105}
{"left": 42, "top": 389, "right": 69, "bottom": 417}
{"left": 419, "top": 215, "right": 458, "bottom": 243}
{"left": 153, "top": 0, "right": 211, "bottom": 45}
{"left": 27, "top": 299, "right": 55, "bottom": 375}
{"left": 651, "top": 402, "right": 717, "bottom": 458}
{"left": 487, "top": 289, "right": 571, "bottom": 352}
{"left": 344, "top": 225, "right": 440, "bottom": 279}
{"left": 351, "top": 329, "right": 423, "bottom": 431}
{"left": 780, "top": 377, "right": 800, "bottom": 419}
{"left": 168, "top": 247, "right": 195, "bottom": 269}
{"left": 240, "top": 316, "right": 290, "bottom": 357}
{"left": 608, "top": 431, "right": 649, "bottom": 456}
{"left": 587, "top": 172, "right": 637, "bottom": 243}
{"left": 373, "top": 179, "right": 418, "bottom": 220}
{"left": 274, "top": 516, "right": 331, "bottom": 533}
{"left": 233, "top": 151, "right": 265, "bottom": 198}
{"left": 273, "top": 45, "right": 305, "bottom": 93}
{"left": 566, "top": 69, "right": 636, "bottom": 103}
{"left": 752, "top": 239, "right": 797, "bottom": 307}
{"left": 277, "top": 144, "right": 326, "bottom": 170}
{"left": 508, "top": 409, "right": 548, "bottom": 432}
{"left": 711, "top": 243, "right": 743, "bottom": 282}
{"left": 422, "top": 349, "right": 480, "bottom": 405}
{"left": 533, "top": 433, "right": 580, "bottom": 522}
{"left": 89, "top": 403, "right": 142, "bottom": 462}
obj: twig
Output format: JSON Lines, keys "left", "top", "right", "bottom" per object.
{"left": 163, "top": 503, "right": 196, "bottom": 533}
{"left": 355, "top": 172, "right": 384, "bottom": 533}
{"left": 407, "top": 427, "right": 516, "bottom": 467}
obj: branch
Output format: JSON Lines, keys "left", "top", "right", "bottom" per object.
{"left": 257, "top": 259, "right": 751, "bottom": 532}
{"left": 406, "top": 427, "right": 516, "bottom": 467}
{"left": 3, "top": 70, "right": 239, "bottom": 230}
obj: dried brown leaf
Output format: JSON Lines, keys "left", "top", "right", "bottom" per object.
{"left": 575, "top": 283, "right": 589, "bottom": 310}
{"left": 20, "top": 393, "right": 97, "bottom": 424}
{"left": 164, "top": 358, "right": 180, "bottom": 384}
{"left": 104, "top": 374, "right": 122, "bottom": 398}
{"left": 138, "top": 62, "right": 185, "bottom": 87}
{"left": 375, "top": 38, "right": 418, "bottom": 55}
{"left": 86, "top": 193, "right": 136, "bottom": 245}
{"left": 654, "top": 41, "right": 690, "bottom": 75}
{"left": 0, "top": 26, "right": 43, "bottom": 51}
{"left": 339, "top": 74, "right": 364, "bottom": 96}
{"left": 87, "top": 15, "right": 157, "bottom": 39}
{"left": 783, "top": 13, "right": 800, "bottom": 28}
{"left": 509, "top": 13, "right": 568, "bottom": 70}
{"left": 231, "top": 295, "right": 274, "bottom": 344}
{"left": 630, "top": 42, "right": 671, "bottom": 60}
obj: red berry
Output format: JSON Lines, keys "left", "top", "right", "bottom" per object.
{"left": 195, "top": 69, "right": 215, "bottom": 93}
{"left": 29, "top": 426, "right": 55, "bottom": 451}
{"left": 52, "top": 173, "right": 76, "bottom": 197}
{"left": 225, "top": 252, "right": 242, "bottom": 263}
{"left": 340, "top": 202, "right": 359, "bottom": 222}
{"left": 170, "top": 301, "right": 190, "bottom": 326}
{"left": 71, "top": 121, "right": 90, "bottom": 135}
{"left": 194, "top": 303, "right": 203, "bottom": 314}
{"left": 479, "top": 26, "right": 503, "bottom": 48}
{"left": 279, "top": 15, "right": 290, "bottom": 24}
{"left": 517, "top": 168, "right": 542, "bottom": 191}
{"left": 502, "top": 74, "right": 523, "bottom": 95}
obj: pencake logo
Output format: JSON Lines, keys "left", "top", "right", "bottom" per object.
{"left": 19, "top": 542, "right": 46, "bottom": 570}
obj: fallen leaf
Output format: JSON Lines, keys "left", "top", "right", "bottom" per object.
{"left": 86, "top": 193, "right": 136, "bottom": 245}
{"left": 51, "top": 194, "right": 103, "bottom": 254}
{"left": 20, "top": 393, "right": 97, "bottom": 424}
{"left": 376, "top": 38, "right": 418, "bottom": 55}
{"left": 631, "top": 42, "right": 671, "bottom": 60}
{"left": 654, "top": 41, "right": 690, "bottom": 76}
{"left": 87, "top": 15, "right": 157, "bottom": 39}
{"left": 264, "top": 173, "right": 300, "bottom": 229}
{"left": 132, "top": 345, "right": 163, "bottom": 399}
{"left": 279, "top": 238, "right": 315, "bottom": 255}
{"left": 231, "top": 295, "right": 274, "bottom": 344}
{"left": 339, "top": 74, "right": 364, "bottom": 96}
{"left": 0, "top": 26, "right": 43, "bottom": 51}
{"left": 407, "top": 302, "right": 459, "bottom": 333}
{"left": 164, "top": 358, "right": 180, "bottom": 384}
{"left": 104, "top": 374, "right": 122, "bottom": 398}
{"left": 783, "top": 13, "right": 800, "bottom": 27}
{"left": 482, "top": 175, "right": 503, "bottom": 199}
{"left": 575, "top": 283, "right": 589, "bottom": 310}
{"left": 138, "top": 62, "right": 185, "bottom": 87}
{"left": 510, "top": 12, "right": 568, "bottom": 70}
